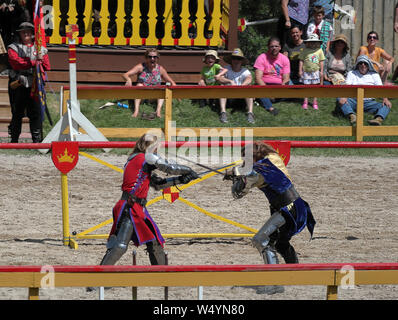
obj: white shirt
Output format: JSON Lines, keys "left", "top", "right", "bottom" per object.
{"left": 225, "top": 65, "right": 251, "bottom": 85}
{"left": 345, "top": 70, "right": 383, "bottom": 86}
{"left": 345, "top": 70, "right": 383, "bottom": 100}
{"left": 306, "top": 20, "right": 333, "bottom": 37}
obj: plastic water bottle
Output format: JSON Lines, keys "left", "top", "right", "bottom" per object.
{"left": 117, "top": 102, "right": 129, "bottom": 109}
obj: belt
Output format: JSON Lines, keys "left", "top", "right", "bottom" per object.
{"left": 121, "top": 191, "right": 147, "bottom": 207}
{"left": 270, "top": 185, "right": 300, "bottom": 210}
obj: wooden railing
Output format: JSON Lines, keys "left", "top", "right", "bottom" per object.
{"left": 1, "top": 263, "right": 397, "bottom": 300}
{"left": 62, "top": 85, "right": 398, "bottom": 142}
{"left": 44, "top": 0, "right": 231, "bottom": 47}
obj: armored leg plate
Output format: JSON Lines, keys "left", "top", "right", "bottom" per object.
{"left": 251, "top": 212, "right": 286, "bottom": 255}
{"left": 146, "top": 240, "right": 166, "bottom": 265}
{"left": 100, "top": 215, "right": 134, "bottom": 265}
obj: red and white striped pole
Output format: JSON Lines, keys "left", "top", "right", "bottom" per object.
{"left": 66, "top": 25, "right": 79, "bottom": 105}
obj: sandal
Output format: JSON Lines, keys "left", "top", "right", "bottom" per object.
{"left": 141, "top": 112, "right": 157, "bottom": 120}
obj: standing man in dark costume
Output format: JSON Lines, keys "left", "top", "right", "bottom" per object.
{"left": 95, "top": 133, "right": 198, "bottom": 269}
{"left": 225, "top": 141, "right": 316, "bottom": 265}
{"left": 7, "top": 21, "right": 50, "bottom": 143}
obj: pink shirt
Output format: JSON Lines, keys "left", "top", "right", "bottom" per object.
{"left": 254, "top": 52, "right": 290, "bottom": 84}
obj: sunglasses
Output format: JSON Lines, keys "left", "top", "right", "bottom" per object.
{"left": 147, "top": 55, "right": 159, "bottom": 59}
{"left": 368, "top": 35, "right": 378, "bottom": 40}
{"left": 358, "top": 62, "right": 369, "bottom": 66}
{"left": 231, "top": 56, "right": 243, "bottom": 60}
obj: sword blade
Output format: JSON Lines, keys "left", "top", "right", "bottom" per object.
{"left": 168, "top": 153, "right": 230, "bottom": 176}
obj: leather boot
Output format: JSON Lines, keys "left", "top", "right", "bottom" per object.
{"left": 368, "top": 116, "right": 383, "bottom": 126}
{"left": 31, "top": 129, "right": 43, "bottom": 143}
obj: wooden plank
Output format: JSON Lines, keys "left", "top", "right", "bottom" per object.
{"left": 335, "top": 270, "right": 398, "bottom": 285}
{"left": 77, "top": 87, "right": 165, "bottom": 100}
{"left": 94, "top": 126, "right": 354, "bottom": 140}
{"left": 362, "top": 0, "right": 373, "bottom": 46}
{"left": 0, "top": 273, "right": 34, "bottom": 287}
{"left": 47, "top": 48, "right": 231, "bottom": 73}
{"left": 373, "top": 0, "right": 384, "bottom": 43}
{"left": 362, "top": 126, "right": 398, "bottom": 136}
{"left": 47, "top": 71, "right": 201, "bottom": 84}
{"left": 352, "top": 0, "right": 363, "bottom": 57}
{"left": 34, "top": 270, "right": 336, "bottom": 287}
{"left": 383, "top": 0, "right": 396, "bottom": 64}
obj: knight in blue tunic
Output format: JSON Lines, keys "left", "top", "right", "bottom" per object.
{"left": 226, "top": 142, "right": 316, "bottom": 264}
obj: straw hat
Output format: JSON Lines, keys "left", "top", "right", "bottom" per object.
{"left": 331, "top": 34, "right": 349, "bottom": 50}
{"left": 223, "top": 48, "right": 249, "bottom": 65}
{"left": 304, "top": 33, "right": 323, "bottom": 43}
{"left": 203, "top": 50, "right": 220, "bottom": 62}
{"left": 16, "top": 22, "right": 34, "bottom": 32}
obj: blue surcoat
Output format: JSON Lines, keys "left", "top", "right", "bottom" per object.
{"left": 254, "top": 157, "right": 316, "bottom": 238}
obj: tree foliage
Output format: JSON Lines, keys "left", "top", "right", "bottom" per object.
{"left": 237, "top": 0, "right": 282, "bottom": 65}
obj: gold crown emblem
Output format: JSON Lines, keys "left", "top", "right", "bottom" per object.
{"left": 57, "top": 148, "right": 76, "bottom": 163}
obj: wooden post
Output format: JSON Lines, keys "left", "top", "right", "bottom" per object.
{"left": 132, "top": 250, "right": 137, "bottom": 300}
{"left": 28, "top": 287, "right": 40, "bottom": 300}
{"left": 61, "top": 173, "right": 70, "bottom": 246}
{"left": 164, "top": 87, "right": 173, "bottom": 142}
{"left": 227, "top": 0, "right": 239, "bottom": 50}
{"left": 326, "top": 285, "right": 338, "bottom": 300}
{"left": 164, "top": 251, "right": 169, "bottom": 300}
{"left": 355, "top": 88, "right": 365, "bottom": 142}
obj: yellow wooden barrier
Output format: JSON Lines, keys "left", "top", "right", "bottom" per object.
{"left": 46, "top": 0, "right": 228, "bottom": 47}
{"left": 67, "top": 85, "right": 398, "bottom": 142}
{"left": 0, "top": 264, "right": 397, "bottom": 300}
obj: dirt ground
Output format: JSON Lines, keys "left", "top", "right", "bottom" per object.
{"left": 0, "top": 152, "right": 397, "bottom": 300}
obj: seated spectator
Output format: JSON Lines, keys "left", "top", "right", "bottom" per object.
{"left": 324, "top": 34, "right": 353, "bottom": 85}
{"left": 122, "top": 48, "right": 176, "bottom": 118}
{"left": 337, "top": 55, "right": 392, "bottom": 126}
{"left": 306, "top": 5, "right": 333, "bottom": 53}
{"left": 282, "top": 25, "right": 305, "bottom": 84}
{"left": 279, "top": 0, "right": 310, "bottom": 47}
{"left": 357, "top": 31, "right": 395, "bottom": 84}
{"left": 254, "top": 37, "right": 291, "bottom": 116}
{"left": 393, "top": 3, "right": 398, "bottom": 81}
{"left": 220, "top": 48, "right": 254, "bottom": 124}
{"left": 198, "top": 49, "right": 229, "bottom": 111}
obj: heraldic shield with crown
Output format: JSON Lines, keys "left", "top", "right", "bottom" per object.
{"left": 52, "top": 142, "right": 79, "bottom": 174}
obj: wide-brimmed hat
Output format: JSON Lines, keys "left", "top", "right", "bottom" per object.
{"left": 16, "top": 22, "right": 34, "bottom": 32}
{"left": 223, "top": 48, "right": 249, "bottom": 65}
{"left": 304, "top": 34, "right": 323, "bottom": 43}
{"left": 203, "top": 50, "right": 220, "bottom": 62}
{"left": 332, "top": 34, "right": 349, "bottom": 50}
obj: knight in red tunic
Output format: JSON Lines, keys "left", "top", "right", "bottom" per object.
{"left": 99, "top": 133, "right": 198, "bottom": 267}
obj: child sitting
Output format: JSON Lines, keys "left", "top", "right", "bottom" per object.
{"left": 198, "top": 50, "right": 228, "bottom": 113}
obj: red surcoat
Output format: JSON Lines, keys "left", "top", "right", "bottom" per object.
{"left": 109, "top": 153, "right": 165, "bottom": 247}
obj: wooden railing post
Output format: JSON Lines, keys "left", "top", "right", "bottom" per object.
{"left": 326, "top": 285, "right": 338, "bottom": 300}
{"left": 164, "top": 87, "right": 173, "bottom": 142}
{"left": 28, "top": 287, "right": 40, "bottom": 300}
{"left": 355, "top": 88, "right": 365, "bottom": 142}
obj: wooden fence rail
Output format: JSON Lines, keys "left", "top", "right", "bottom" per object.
{"left": 61, "top": 85, "right": 398, "bottom": 142}
{"left": 0, "top": 263, "right": 397, "bottom": 300}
